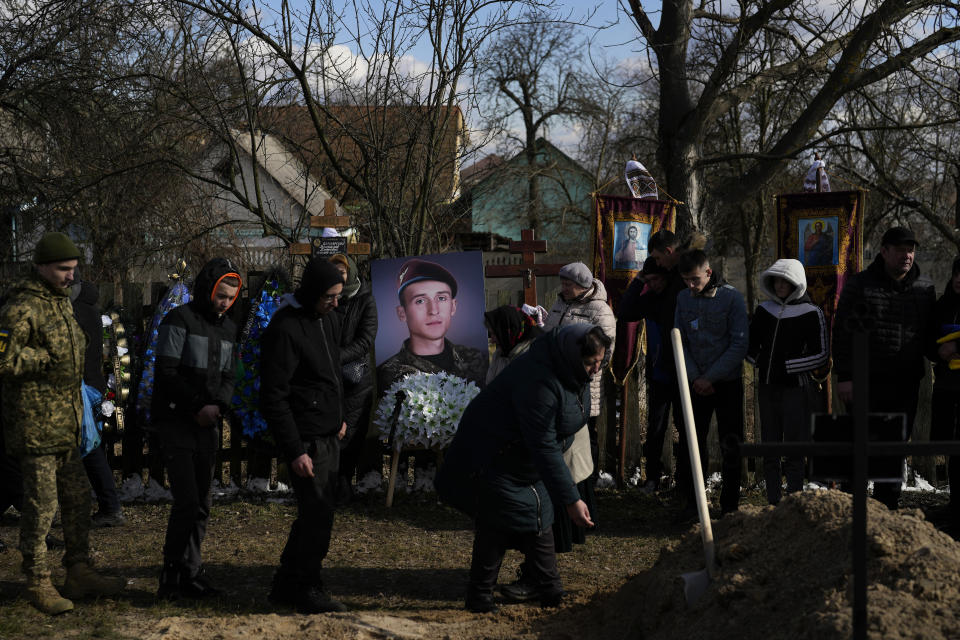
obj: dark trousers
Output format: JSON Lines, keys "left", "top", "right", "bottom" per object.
{"left": 931, "top": 390, "right": 960, "bottom": 520}
{"left": 279, "top": 435, "right": 338, "bottom": 587}
{"left": 645, "top": 379, "right": 680, "bottom": 485}
{"left": 676, "top": 378, "right": 743, "bottom": 513}
{"left": 162, "top": 446, "right": 215, "bottom": 577}
{"left": 758, "top": 382, "right": 821, "bottom": 505}
{"left": 82, "top": 443, "right": 121, "bottom": 515}
{"left": 338, "top": 394, "right": 373, "bottom": 484}
{"left": 469, "top": 522, "right": 562, "bottom": 599}
{"left": 844, "top": 379, "right": 919, "bottom": 510}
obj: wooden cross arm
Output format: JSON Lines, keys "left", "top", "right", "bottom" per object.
{"left": 309, "top": 215, "right": 352, "bottom": 228}
{"left": 509, "top": 239, "right": 547, "bottom": 254}
{"left": 484, "top": 264, "right": 563, "bottom": 278}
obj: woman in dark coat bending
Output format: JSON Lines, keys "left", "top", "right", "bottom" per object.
{"left": 437, "top": 324, "right": 611, "bottom": 613}
{"left": 329, "top": 254, "right": 377, "bottom": 502}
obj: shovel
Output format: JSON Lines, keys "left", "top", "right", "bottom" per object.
{"left": 670, "top": 328, "right": 717, "bottom": 605}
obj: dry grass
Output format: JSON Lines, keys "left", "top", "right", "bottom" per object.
{"left": 0, "top": 488, "right": 690, "bottom": 639}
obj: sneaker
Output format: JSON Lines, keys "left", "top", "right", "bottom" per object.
{"left": 91, "top": 511, "right": 126, "bottom": 528}
{"left": 498, "top": 568, "right": 537, "bottom": 603}
{"left": 295, "top": 586, "right": 346, "bottom": 614}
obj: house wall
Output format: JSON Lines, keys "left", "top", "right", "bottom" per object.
{"left": 470, "top": 150, "right": 594, "bottom": 263}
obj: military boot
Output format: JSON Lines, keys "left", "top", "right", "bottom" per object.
{"left": 24, "top": 576, "right": 74, "bottom": 615}
{"left": 61, "top": 562, "right": 126, "bottom": 599}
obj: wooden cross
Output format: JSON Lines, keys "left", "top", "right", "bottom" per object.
{"left": 289, "top": 199, "right": 372, "bottom": 256}
{"left": 483, "top": 229, "right": 565, "bottom": 306}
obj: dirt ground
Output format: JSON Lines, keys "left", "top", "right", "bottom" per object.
{"left": 0, "top": 486, "right": 958, "bottom": 640}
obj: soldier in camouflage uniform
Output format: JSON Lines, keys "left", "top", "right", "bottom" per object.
{"left": 0, "top": 232, "right": 125, "bottom": 614}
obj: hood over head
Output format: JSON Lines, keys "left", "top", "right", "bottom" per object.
{"left": 194, "top": 257, "right": 242, "bottom": 316}
{"left": 551, "top": 324, "right": 596, "bottom": 388}
{"left": 759, "top": 258, "right": 807, "bottom": 303}
{"left": 295, "top": 256, "right": 344, "bottom": 309}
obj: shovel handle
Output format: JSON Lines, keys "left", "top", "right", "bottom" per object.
{"left": 671, "top": 328, "right": 716, "bottom": 579}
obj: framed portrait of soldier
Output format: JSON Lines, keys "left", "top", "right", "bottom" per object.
{"left": 371, "top": 251, "right": 488, "bottom": 392}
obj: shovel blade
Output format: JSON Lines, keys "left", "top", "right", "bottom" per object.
{"left": 681, "top": 569, "right": 711, "bottom": 605}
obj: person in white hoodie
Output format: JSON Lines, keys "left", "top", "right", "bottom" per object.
{"left": 746, "top": 258, "right": 829, "bottom": 505}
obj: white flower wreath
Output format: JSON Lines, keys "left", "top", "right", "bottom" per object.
{"left": 374, "top": 371, "right": 480, "bottom": 450}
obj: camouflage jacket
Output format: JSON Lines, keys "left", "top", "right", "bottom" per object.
{"left": 0, "top": 274, "right": 85, "bottom": 456}
{"left": 377, "top": 338, "right": 488, "bottom": 393}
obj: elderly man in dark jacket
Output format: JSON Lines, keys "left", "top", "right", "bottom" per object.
{"left": 437, "top": 324, "right": 608, "bottom": 613}
{"left": 260, "top": 257, "right": 348, "bottom": 614}
{"left": 154, "top": 258, "right": 242, "bottom": 599}
{"left": 833, "top": 226, "right": 936, "bottom": 510}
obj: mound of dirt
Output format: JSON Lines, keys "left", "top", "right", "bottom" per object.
{"left": 541, "top": 489, "right": 960, "bottom": 640}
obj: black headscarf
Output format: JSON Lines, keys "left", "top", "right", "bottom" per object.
{"left": 484, "top": 306, "right": 542, "bottom": 355}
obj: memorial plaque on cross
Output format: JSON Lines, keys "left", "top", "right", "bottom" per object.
{"left": 289, "top": 199, "right": 372, "bottom": 256}
{"left": 484, "top": 229, "right": 565, "bottom": 306}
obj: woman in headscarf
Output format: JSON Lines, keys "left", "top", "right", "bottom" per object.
{"left": 484, "top": 305, "right": 544, "bottom": 384}
{"left": 328, "top": 254, "right": 378, "bottom": 503}
{"left": 437, "top": 324, "right": 611, "bottom": 613}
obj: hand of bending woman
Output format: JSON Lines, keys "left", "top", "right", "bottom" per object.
{"left": 566, "top": 500, "right": 594, "bottom": 528}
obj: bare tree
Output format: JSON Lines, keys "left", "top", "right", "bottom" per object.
{"left": 626, "top": 0, "right": 960, "bottom": 238}
{"left": 167, "top": 0, "right": 555, "bottom": 258}
{"left": 0, "top": 0, "right": 219, "bottom": 279}
{"left": 479, "top": 13, "right": 585, "bottom": 231}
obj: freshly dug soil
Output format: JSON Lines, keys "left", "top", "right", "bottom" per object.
{"left": 541, "top": 489, "right": 960, "bottom": 640}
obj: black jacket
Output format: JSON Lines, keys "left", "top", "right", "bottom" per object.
{"left": 618, "top": 268, "right": 684, "bottom": 378}
{"left": 71, "top": 280, "right": 107, "bottom": 393}
{"left": 333, "top": 282, "right": 377, "bottom": 438}
{"left": 747, "top": 294, "right": 828, "bottom": 386}
{"left": 833, "top": 254, "right": 936, "bottom": 384}
{"left": 436, "top": 326, "right": 589, "bottom": 535}
{"left": 933, "top": 282, "right": 960, "bottom": 392}
{"left": 260, "top": 297, "right": 344, "bottom": 464}
{"left": 152, "top": 258, "right": 240, "bottom": 440}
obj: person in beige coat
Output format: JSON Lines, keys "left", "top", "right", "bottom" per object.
{"left": 543, "top": 263, "right": 615, "bottom": 531}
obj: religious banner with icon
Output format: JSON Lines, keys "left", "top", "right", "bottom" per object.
{"left": 775, "top": 190, "right": 864, "bottom": 327}
{"left": 593, "top": 195, "right": 675, "bottom": 381}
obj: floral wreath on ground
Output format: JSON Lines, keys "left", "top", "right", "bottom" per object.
{"left": 374, "top": 371, "right": 480, "bottom": 450}
{"left": 233, "top": 270, "right": 290, "bottom": 440}
{"left": 135, "top": 280, "right": 191, "bottom": 425}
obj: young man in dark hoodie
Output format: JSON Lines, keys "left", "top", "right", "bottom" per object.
{"left": 834, "top": 226, "right": 936, "bottom": 510}
{"left": 154, "top": 258, "right": 242, "bottom": 599}
{"left": 260, "top": 257, "right": 348, "bottom": 614}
